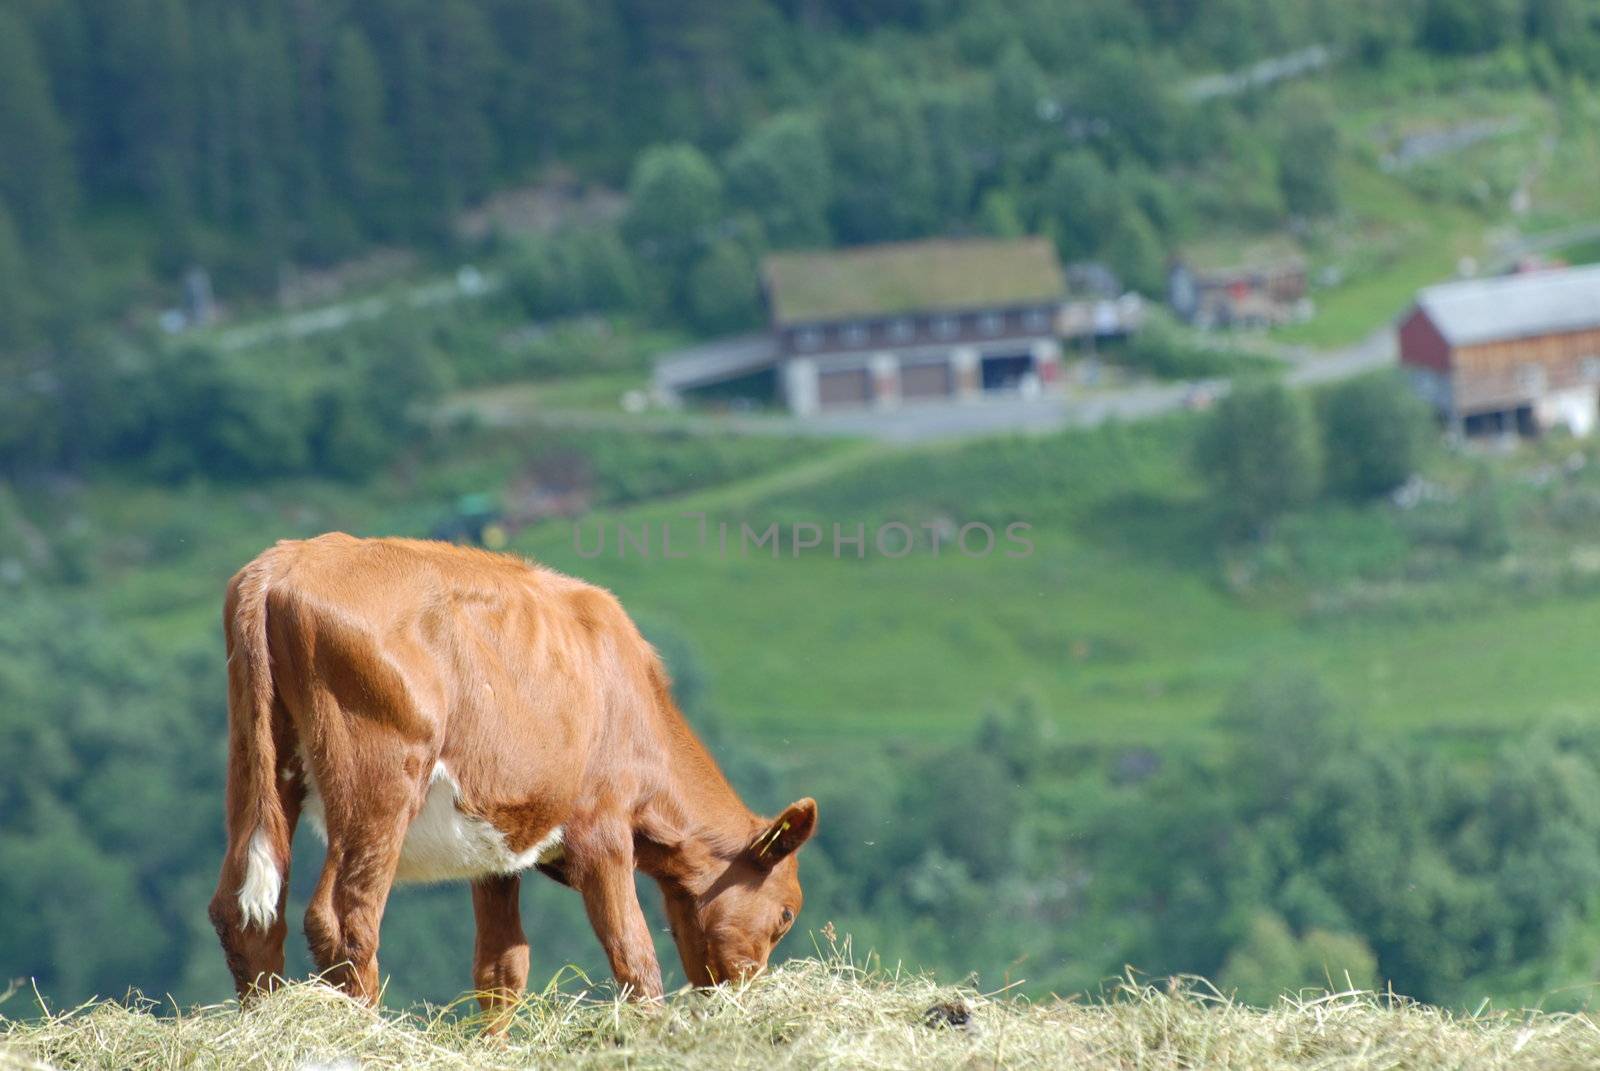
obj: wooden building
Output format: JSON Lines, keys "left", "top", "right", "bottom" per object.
{"left": 1399, "top": 265, "right": 1600, "bottom": 437}
{"left": 1167, "top": 253, "right": 1308, "bottom": 329}
{"left": 654, "top": 237, "right": 1141, "bottom": 415}
{"left": 765, "top": 238, "right": 1070, "bottom": 414}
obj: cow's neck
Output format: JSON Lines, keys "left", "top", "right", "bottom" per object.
{"left": 633, "top": 704, "right": 756, "bottom": 895}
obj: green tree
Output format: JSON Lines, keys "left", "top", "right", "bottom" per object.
{"left": 688, "top": 239, "right": 763, "bottom": 334}
{"left": 824, "top": 64, "right": 938, "bottom": 241}
{"left": 1219, "top": 913, "right": 1379, "bottom": 1005}
{"left": 223, "top": 8, "right": 294, "bottom": 278}
{"left": 623, "top": 143, "right": 724, "bottom": 277}
{"left": 97, "top": 0, "right": 199, "bottom": 247}
{"left": 1196, "top": 380, "right": 1323, "bottom": 537}
{"left": 1066, "top": 47, "right": 1176, "bottom": 164}
{"left": 1038, "top": 150, "right": 1126, "bottom": 261}
{"left": 1420, "top": 0, "right": 1524, "bottom": 53}
{"left": 976, "top": 188, "right": 1026, "bottom": 237}
{"left": 1338, "top": 0, "right": 1422, "bottom": 63}
{"left": 389, "top": 1, "right": 498, "bottom": 230}
{"left": 1527, "top": 0, "right": 1600, "bottom": 72}
{"left": 896, "top": 749, "right": 1020, "bottom": 880}
{"left": 1105, "top": 208, "right": 1166, "bottom": 295}
{"left": 489, "top": 0, "right": 624, "bottom": 169}
{"left": 991, "top": 40, "right": 1050, "bottom": 148}
{"left": 327, "top": 27, "right": 399, "bottom": 236}
{"left": 0, "top": 203, "right": 37, "bottom": 353}
{"left": 725, "top": 113, "right": 832, "bottom": 249}
{"left": 139, "top": 345, "right": 314, "bottom": 479}
{"left": 612, "top": 0, "right": 762, "bottom": 148}
{"left": 1319, "top": 373, "right": 1429, "bottom": 500}
{"left": 921, "top": 84, "right": 984, "bottom": 221}
{"left": 977, "top": 695, "right": 1049, "bottom": 784}
{"left": 513, "top": 227, "right": 641, "bottom": 319}
{"left": 0, "top": 11, "right": 79, "bottom": 265}
{"left": 1276, "top": 91, "right": 1341, "bottom": 218}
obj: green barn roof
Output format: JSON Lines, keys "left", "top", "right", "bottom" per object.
{"left": 763, "top": 237, "right": 1066, "bottom": 325}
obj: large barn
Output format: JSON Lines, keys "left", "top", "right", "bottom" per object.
{"left": 654, "top": 237, "right": 1140, "bottom": 416}
{"left": 1399, "top": 264, "right": 1600, "bottom": 437}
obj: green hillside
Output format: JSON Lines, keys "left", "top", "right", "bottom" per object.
{"left": 40, "top": 412, "right": 1600, "bottom": 755}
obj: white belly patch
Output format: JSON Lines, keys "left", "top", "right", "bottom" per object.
{"left": 299, "top": 758, "right": 564, "bottom": 884}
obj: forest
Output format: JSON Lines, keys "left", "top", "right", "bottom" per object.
{"left": 6, "top": 0, "right": 1600, "bottom": 1021}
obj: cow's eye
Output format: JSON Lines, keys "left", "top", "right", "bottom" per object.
{"left": 781, "top": 907, "right": 794, "bottom": 925}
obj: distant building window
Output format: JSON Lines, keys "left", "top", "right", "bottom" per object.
{"left": 1023, "top": 309, "right": 1050, "bottom": 332}
{"left": 978, "top": 312, "right": 1004, "bottom": 336}
{"left": 842, "top": 323, "right": 869, "bottom": 347}
{"left": 888, "top": 318, "right": 914, "bottom": 343}
{"left": 796, "top": 328, "right": 823, "bottom": 351}
{"left": 1584, "top": 357, "right": 1600, "bottom": 381}
{"left": 932, "top": 316, "right": 959, "bottom": 339}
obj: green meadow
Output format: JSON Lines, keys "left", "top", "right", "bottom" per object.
{"left": 513, "top": 422, "right": 1600, "bottom": 752}
{"left": 64, "top": 413, "right": 1600, "bottom": 758}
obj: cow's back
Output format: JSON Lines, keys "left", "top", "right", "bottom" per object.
{"left": 255, "top": 534, "right": 658, "bottom": 854}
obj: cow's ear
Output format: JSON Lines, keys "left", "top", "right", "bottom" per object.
{"left": 748, "top": 798, "right": 817, "bottom": 867}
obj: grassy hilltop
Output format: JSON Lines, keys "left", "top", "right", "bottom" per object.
{"left": 6, "top": 955, "right": 1600, "bottom": 1071}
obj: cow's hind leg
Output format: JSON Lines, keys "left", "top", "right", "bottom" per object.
{"left": 303, "top": 750, "right": 424, "bottom": 1003}
{"left": 209, "top": 704, "right": 305, "bottom": 1000}
{"left": 471, "top": 874, "right": 529, "bottom": 1030}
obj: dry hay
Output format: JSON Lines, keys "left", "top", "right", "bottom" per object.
{"left": 6, "top": 950, "right": 1600, "bottom": 1070}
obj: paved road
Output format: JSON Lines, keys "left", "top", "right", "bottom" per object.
{"left": 1182, "top": 44, "right": 1335, "bottom": 102}
{"left": 1489, "top": 221, "right": 1600, "bottom": 271}
{"left": 1283, "top": 326, "right": 1397, "bottom": 386}
{"left": 798, "top": 322, "right": 1394, "bottom": 442}
{"left": 455, "top": 324, "right": 1400, "bottom": 444}
{"left": 212, "top": 268, "right": 502, "bottom": 353}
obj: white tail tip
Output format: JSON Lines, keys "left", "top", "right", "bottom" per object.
{"left": 238, "top": 827, "right": 282, "bottom": 930}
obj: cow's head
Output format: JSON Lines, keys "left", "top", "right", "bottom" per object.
{"left": 663, "top": 798, "right": 817, "bottom": 987}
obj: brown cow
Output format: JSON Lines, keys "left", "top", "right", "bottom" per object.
{"left": 207, "top": 533, "right": 816, "bottom": 1016}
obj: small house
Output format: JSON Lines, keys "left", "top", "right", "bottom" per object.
{"left": 1399, "top": 264, "right": 1600, "bottom": 437}
{"left": 654, "top": 237, "right": 1138, "bottom": 415}
{"left": 1167, "top": 253, "right": 1308, "bottom": 329}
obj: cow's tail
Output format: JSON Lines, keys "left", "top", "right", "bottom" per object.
{"left": 218, "top": 552, "right": 293, "bottom": 932}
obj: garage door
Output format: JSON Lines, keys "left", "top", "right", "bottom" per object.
{"left": 817, "top": 367, "right": 871, "bottom": 409}
{"left": 900, "top": 359, "right": 953, "bottom": 400}
{"left": 981, "top": 353, "right": 1033, "bottom": 391}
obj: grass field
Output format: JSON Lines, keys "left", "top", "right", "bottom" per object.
{"left": 7, "top": 955, "right": 1600, "bottom": 1071}
{"left": 36, "top": 411, "right": 1600, "bottom": 760}
{"left": 507, "top": 420, "right": 1600, "bottom": 752}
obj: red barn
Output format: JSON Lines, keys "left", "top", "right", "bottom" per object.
{"left": 1399, "top": 264, "right": 1600, "bottom": 437}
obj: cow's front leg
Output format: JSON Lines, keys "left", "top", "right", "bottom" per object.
{"left": 471, "top": 873, "right": 529, "bottom": 1031}
{"left": 570, "top": 826, "right": 663, "bottom": 1000}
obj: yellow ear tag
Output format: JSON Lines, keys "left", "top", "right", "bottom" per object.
{"left": 757, "top": 820, "right": 791, "bottom": 857}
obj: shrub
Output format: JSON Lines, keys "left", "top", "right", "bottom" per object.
{"left": 1319, "top": 373, "right": 1430, "bottom": 500}
{"left": 688, "top": 239, "right": 763, "bottom": 334}
{"left": 511, "top": 226, "right": 641, "bottom": 321}
{"left": 1196, "top": 380, "right": 1323, "bottom": 537}
{"left": 1219, "top": 913, "right": 1379, "bottom": 1006}
{"left": 1117, "top": 317, "right": 1276, "bottom": 380}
